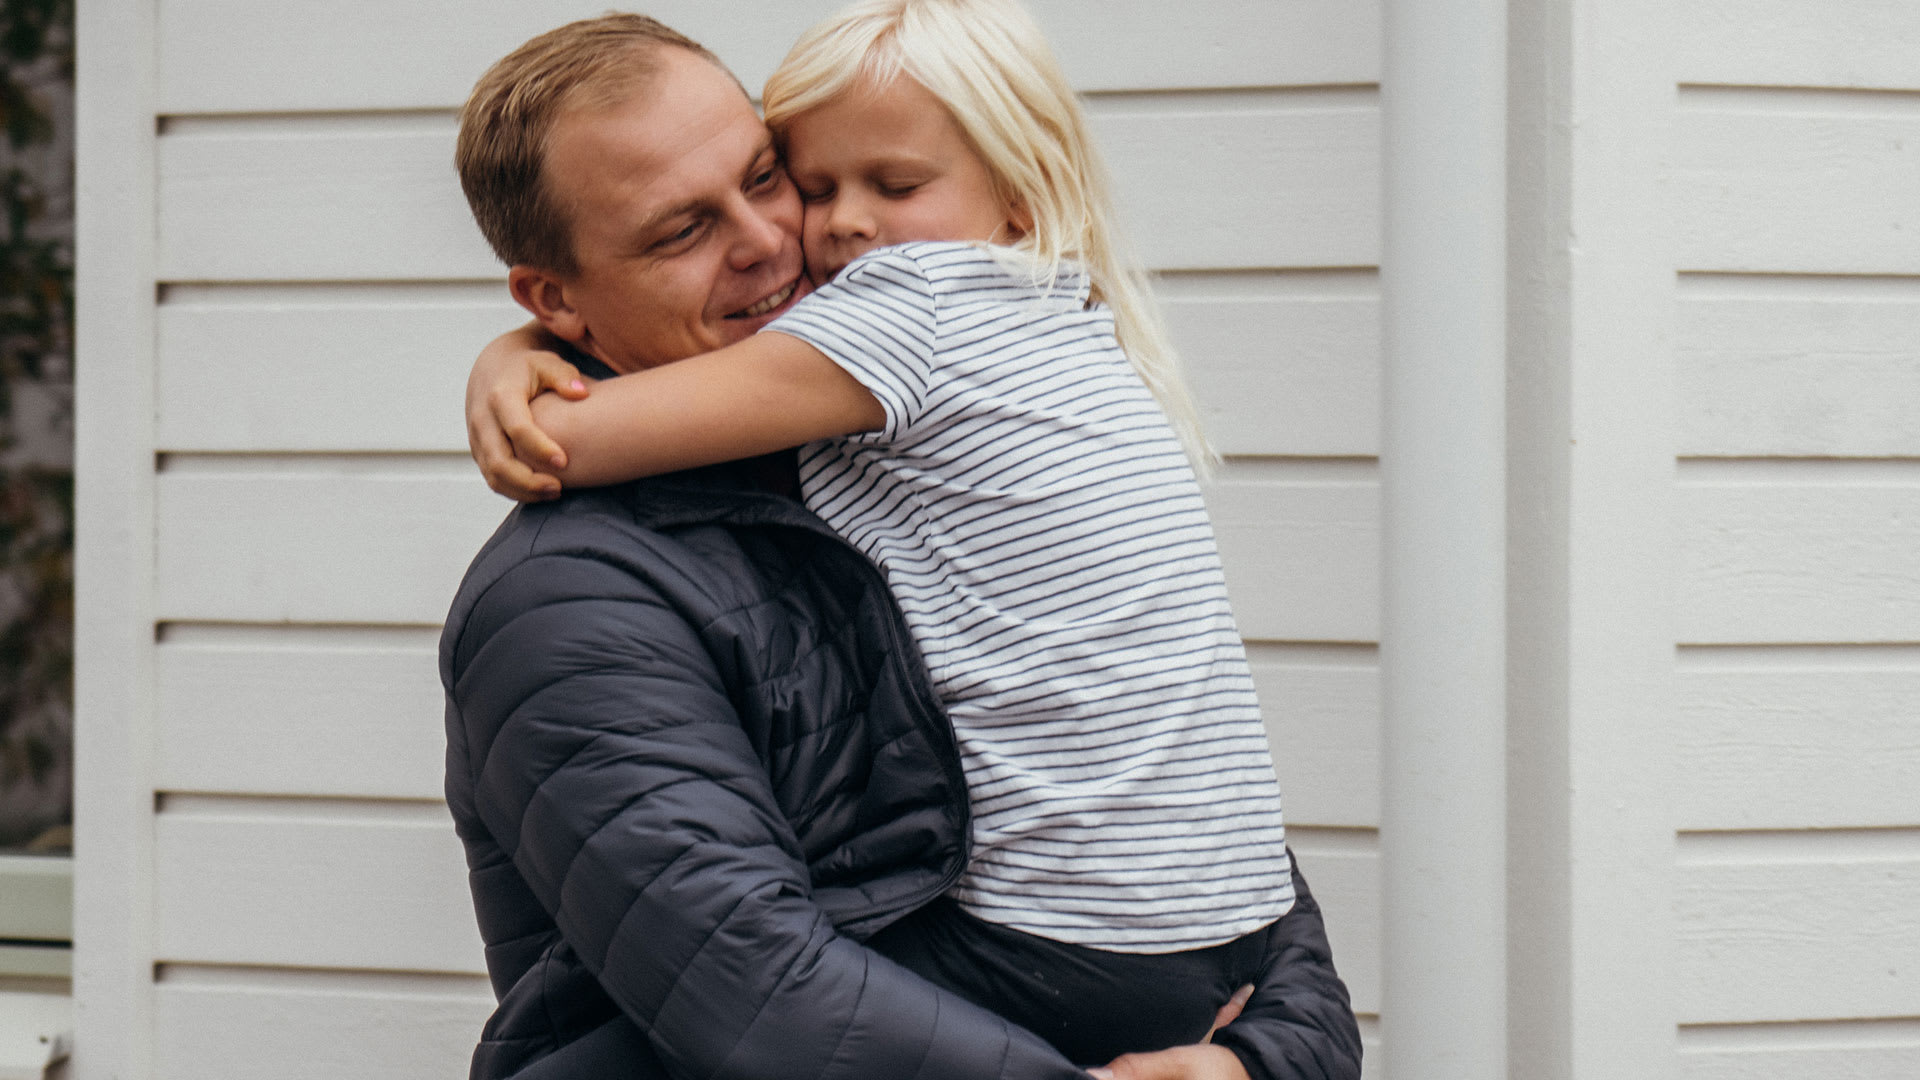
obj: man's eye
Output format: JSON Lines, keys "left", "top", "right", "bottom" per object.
{"left": 749, "top": 165, "right": 783, "bottom": 191}
{"left": 652, "top": 221, "right": 703, "bottom": 251}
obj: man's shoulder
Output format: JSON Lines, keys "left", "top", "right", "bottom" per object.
{"left": 438, "top": 475, "right": 824, "bottom": 676}
{"left": 455, "top": 487, "right": 644, "bottom": 591}
{"left": 438, "top": 489, "right": 650, "bottom": 680}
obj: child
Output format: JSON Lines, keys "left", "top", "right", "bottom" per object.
{"left": 470, "top": 0, "right": 1310, "bottom": 1070}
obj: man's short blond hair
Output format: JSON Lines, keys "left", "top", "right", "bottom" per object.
{"left": 456, "top": 14, "right": 726, "bottom": 275}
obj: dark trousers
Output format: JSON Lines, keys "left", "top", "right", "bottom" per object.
{"left": 493, "top": 857, "right": 1361, "bottom": 1080}
{"left": 868, "top": 895, "right": 1286, "bottom": 1069}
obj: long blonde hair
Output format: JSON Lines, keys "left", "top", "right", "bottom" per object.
{"left": 762, "top": 0, "right": 1216, "bottom": 474}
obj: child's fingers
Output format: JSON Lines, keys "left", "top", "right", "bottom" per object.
{"left": 469, "top": 408, "right": 561, "bottom": 502}
{"left": 533, "top": 354, "right": 590, "bottom": 400}
{"left": 473, "top": 427, "right": 562, "bottom": 502}
{"left": 488, "top": 460, "right": 563, "bottom": 503}
{"left": 504, "top": 413, "right": 569, "bottom": 473}
{"left": 488, "top": 387, "right": 569, "bottom": 471}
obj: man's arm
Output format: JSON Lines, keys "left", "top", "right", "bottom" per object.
{"left": 1091, "top": 856, "right": 1361, "bottom": 1080}
{"left": 1203, "top": 858, "right": 1364, "bottom": 1080}
{"left": 445, "top": 542, "right": 1086, "bottom": 1080}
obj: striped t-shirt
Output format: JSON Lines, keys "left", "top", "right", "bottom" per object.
{"left": 767, "top": 242, "right": 1293, "bottom": 953}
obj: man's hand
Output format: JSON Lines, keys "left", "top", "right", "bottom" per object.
{"left": 1090, "top": 1044, "right": 1250, "bottom": 1080}
{"left": 1204, "top": 984, "right": 1254, "bottom": 1042}
{"left": 466, "top": 321, "right": 591, "bottom": 501}
{"left": 1087, "top": 984, "right": 1254, "bottom": 1080}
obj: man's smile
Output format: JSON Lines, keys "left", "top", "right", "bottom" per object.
{"left": 729, "top": 278, "right": 799, "bottom": 319}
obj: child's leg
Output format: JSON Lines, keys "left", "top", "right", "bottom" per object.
{"left": 868, "top": 896, "right": 1266, "bottom": 1067}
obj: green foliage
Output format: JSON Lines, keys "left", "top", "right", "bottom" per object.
{"left": 0, "top": 0, "right": 71, "bottom": 847}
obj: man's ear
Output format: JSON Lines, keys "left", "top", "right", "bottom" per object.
{"left": 507, "top": 265, "right": 588, "bottom": 345}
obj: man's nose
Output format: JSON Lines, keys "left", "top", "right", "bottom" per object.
{"left": 728, "top": 198, "right": 788, "bottom": 269}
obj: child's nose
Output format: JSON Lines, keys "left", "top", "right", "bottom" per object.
{"left": 829, "top": 195, "right": 875, "bottom": 239}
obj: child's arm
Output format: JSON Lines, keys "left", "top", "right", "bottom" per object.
{"left": 467, "top": 322, "right": 591, "bottom": 501}
{"left": 528, "top": 331, "right": 885, "bottom": 487}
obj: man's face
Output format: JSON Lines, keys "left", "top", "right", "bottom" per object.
{"left": 533, "top": 49, "right": 809, "bottom": 372}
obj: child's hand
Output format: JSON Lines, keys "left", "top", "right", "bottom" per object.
{"left": 466, "top": 323, "right": 591, "bottom": 501}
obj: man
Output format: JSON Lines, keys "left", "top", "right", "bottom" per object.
{"left": 442, "top": 14, "right": 1360, "bottom": 1080}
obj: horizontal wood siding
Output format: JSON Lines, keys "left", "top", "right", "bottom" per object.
{"left": 1677, "top": 470, "right": 1920, "bottom": 644}
{"left": 1668, "top": 7, "right": 1920, "bottom": 1070}
{"left": 155, "top": 284, "right": 510, "bottom": 453}
{"left": 1675, "top": 836, "right": 1920, "bottom": 1025}
{"left": 1679, "top": 1022, "right": 1920, "bottom": 1080}
{"left": 1671, "top": 99, "right": 1920, "bottom": 276}
{"left": 154, "top": 801, "right": 483, "bottom": 974}
{"left": 1674, "top": 0, "right": 1920, "bottom": 91}
{"left": 154, "top": 0, "right": 1382, "bottom": 114}
{"left": 1677, "top": 276, "right": 1920, "bottom": 458}
{"left": 1674, "top": 650, "right": 1920, "bottom": 831}
{"left": 1165, "top": 273, "right": 1380, "bottom": 459}
{"left": 154, "top": 465, "right": 503, "bottom": 625}
{"left": 155, "top": 627, "right": 445, "bottom": 800}
{"left": 154, "top": 975, "right": 494, "bottom": 1080}
{"left": 1252, "top": 647, "right": 1379, "bottom": 829}
{"left": 1207, "top": 470, "right": 1379, "bottom": 643}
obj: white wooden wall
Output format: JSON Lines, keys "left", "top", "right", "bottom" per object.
{"left": 1666, "top": 1, "right": 1920, "bottom": 1076}
{"left": 77, "top": 1, "right": 1918, "bottom": 1077}
{"left": 75, "top": 2, "right": 1387, "bottom": 1077}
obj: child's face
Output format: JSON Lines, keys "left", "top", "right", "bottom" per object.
{"left": 782, "top": 77, "right": 1021, "bottom": 284}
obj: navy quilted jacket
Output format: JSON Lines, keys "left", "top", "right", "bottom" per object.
{"left": 442, "top": 459, "right": 1361, "bottom": 1080}
{"left": 441, "top": 461, "right": 1091, "bottom": 1080}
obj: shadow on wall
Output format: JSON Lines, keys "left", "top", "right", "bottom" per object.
{"left": 0, "top": 0, "right": 74, "bottom": 854}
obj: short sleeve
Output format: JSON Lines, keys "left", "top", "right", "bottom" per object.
{"left": 765, "top": 247, "right": 940, "bottom": 444}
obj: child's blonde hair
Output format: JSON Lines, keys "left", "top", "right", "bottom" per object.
{"left": 763, "top": 0, "right": 1216, "bottom": 474}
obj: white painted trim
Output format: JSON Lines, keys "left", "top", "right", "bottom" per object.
{"left": 1378, "top": 0, "right": 1508, "bottom": 1075}
{"left": 73, "top": 0, "right": 159, "bottom": 1074}
{"left": 1555, "top": 0, "right": 1679, "bottom": 1065}
{"left": 1507, "top": 1, "right": 1679, "bottom": 1076}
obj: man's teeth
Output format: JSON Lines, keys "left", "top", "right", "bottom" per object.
{"left": 739, "top": 281, "right": 796, "bottom": 318}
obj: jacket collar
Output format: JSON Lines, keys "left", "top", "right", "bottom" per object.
{"left": 560, "top": 344, "right": 833, "bottom": 535}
